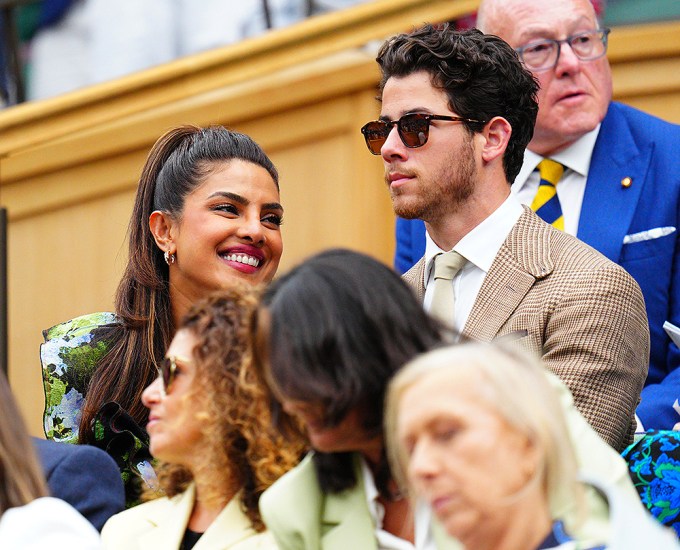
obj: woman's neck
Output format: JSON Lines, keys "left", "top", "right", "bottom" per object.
{"left": 169, "top": 287, "right": 191, "bottom": 329}
{"left": 360, "top": 438, "right": 386, "bottom": 473}
{"left": 471, "top": 490, "right": 553, "bottom": 550}
{"left": 188, "top": 474, "right": 239, "bottom": 533}
{"left": 379, "top": 494, "right": 414, "bottom": 544}
{"left": 361, "top": 447, "right": 415, "bottom": 544}
{"left": 188, "top": 499, "right": 221, "bottom": 534}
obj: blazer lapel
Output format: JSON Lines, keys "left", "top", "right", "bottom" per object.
{"left": 463, "top": 208, "right": 551, "bottom": 340}
{"left": 195, "top": 492, "right": 257, "bottom": 549}
{"left": 577, "top": 103, "right": 651, "bottom": 262}
{"left": 139, "top": 485, "right": 194, "bottom": 550}
{"left": 403, "top": 258, "right": 426, "bottom": 302}
{"left": 321, "top": 456, "right": 378, "bottom": 550}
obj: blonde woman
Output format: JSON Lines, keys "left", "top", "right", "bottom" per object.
{"left": 385, "top": 343, "right": 679, "bottom": 550}
{"left": 102, "top": 288, "right": 300, "bottom": 549}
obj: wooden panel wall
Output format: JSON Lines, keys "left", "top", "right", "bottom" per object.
{"left": 1, "top": 0, "right": 679, "bottom": 435}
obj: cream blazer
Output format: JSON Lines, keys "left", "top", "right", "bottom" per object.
{"left": 260, "top": 453, "right": 460, "bottom": 550}
{"left": 260, "top": 375, "right": 647, "bottom": 550}
{"left": 102, "top": 484, "right": 277, "bottom": 550}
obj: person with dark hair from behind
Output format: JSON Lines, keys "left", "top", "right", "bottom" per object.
{"left": 32, "top": 437, "right": 124, "bottom": 531}
{"left": 40, "top": 124, "right": 284, "bottom": 504}
{"left": 362, "top": 23, "right": 648, "bottom": 452}
{"left": 395, "top": 0, "right": 680, "bottom": 433}
{"left": 102, "top": 288, "right": 301, "bottom": 549}
{"left": 253, "top": 248, "right": 645, "bottom": 550}
{"left": 0, "top": 371, "right": 101, "bottom": 547}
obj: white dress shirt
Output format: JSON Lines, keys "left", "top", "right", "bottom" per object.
{"left": 512, "top": 125, "right": 601, "bottom": 236}
{"left": 360, "top": 459, "right": 435, "bottom": 550}
{"left": 423, "top": 194, "right": 524, "bottom": 331}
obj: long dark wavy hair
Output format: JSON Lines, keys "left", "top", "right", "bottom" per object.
{"left": 79, "top": 125, "right": 278, "bottom": 443}
{"left": 252, "top": 249, "right": 448, "bottom": 495}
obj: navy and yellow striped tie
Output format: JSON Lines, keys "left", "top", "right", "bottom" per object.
{"left": 531, "top": 159, "right": 565, "bottom": 231}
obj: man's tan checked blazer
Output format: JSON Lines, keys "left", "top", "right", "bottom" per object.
{"left": 403, "top": 207, "right": 650, "bottom": 452}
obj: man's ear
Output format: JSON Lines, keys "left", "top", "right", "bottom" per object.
{"left": 149, "top": 210, "right": 176, "bottom": 254}
{"left": 479, "top": 116, "right": 512, "bottom": 165}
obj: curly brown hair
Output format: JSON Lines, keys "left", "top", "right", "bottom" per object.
{"left": 152, "top": 286, "right": 302, "bottom": 531}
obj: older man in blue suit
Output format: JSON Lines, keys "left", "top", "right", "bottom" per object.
{"left": 33, "top": 437, "right": 125, "bottom": 531}
{"left": 394, "top": 0, "right": 680, "bottom": 431}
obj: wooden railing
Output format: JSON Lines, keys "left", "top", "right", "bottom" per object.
{"left": 0, "top": 0, "right": 479, "bottom": 156}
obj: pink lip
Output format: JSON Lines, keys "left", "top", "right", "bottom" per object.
{"left": 147, "top": 415, "right": 160, "bottom": 430}
{"left": 430, "top": 495, "right": 453, "bottom": 515}
{"left": 388, "top": 172, "right": 415, "bottom": 190}
{"left": 219, "top": 244, "right": 265, "bottom": 274}
{"left": 555, "top": 89, "right": 587, "bottom": 105}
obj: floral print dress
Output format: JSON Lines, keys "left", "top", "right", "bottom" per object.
{"left": 41, "top": 312, "right": 157, "bottom": 505}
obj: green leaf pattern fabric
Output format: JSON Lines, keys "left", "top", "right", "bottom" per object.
{"left": 41, "top": 312, "right": 118, "bottom": 443}
{"left": 41, "top": 312, "right": 157, "bottom": 506}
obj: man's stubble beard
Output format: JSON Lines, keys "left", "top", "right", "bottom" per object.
{"left": 391, "top": 136, "right": 477, "bottom": 223}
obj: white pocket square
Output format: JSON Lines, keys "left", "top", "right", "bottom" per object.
{"left": 623, "top": 226, "right": 676, "bottom": 244}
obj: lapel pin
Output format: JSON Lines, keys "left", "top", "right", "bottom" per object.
{"left": 621, "top": 176, "right": 632, "bottom": 188}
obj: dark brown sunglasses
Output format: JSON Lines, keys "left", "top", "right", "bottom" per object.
{"left": 157, "top": 355, "right": 186, "bottom": 394}
{"left": 360, "top": 113, "right": 484, "bottom": 155}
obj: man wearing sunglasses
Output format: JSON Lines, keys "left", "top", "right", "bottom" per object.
{"left": 394, "top": 0, "right": 680, "bottom": 432}
{"left": 367, "top": 23, "right": 648, "bottom": 452}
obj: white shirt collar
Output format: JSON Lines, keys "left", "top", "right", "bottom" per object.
{"left": 514, "top": 124, "right": 601, "bottom": 190}
{"left": 423, "top": 193, "right": 524, "bottom": 286}
{"left": 359, "top": 458, "right": 434, "bottom": 550}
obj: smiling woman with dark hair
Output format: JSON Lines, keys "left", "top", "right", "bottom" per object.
{"left": 40, "top": 125, "right": 284, "bottom": 503}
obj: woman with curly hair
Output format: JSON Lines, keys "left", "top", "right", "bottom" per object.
{"left": 102, "top": 287, "right": 300, "bottom": 549}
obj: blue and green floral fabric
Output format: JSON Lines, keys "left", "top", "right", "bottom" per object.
{"left": 622, "top": 429, "right": 680, "bottom": 537}
{"left": 42, "top": 312, "right": 118, "bottom": 443}
{"left": 41, "top": 312, "right": 157, "bottom": 505}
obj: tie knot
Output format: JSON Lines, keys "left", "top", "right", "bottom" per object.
{"left": 538, "top": 159, "right": 564, "bottom": 186}
{"left": 433, "top": 251, "right": 466, "bottom": 281}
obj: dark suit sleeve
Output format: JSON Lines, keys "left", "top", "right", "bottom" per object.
{"left": 587, "top": 103, "right": 680, "bottom": 431}
{"left": 638, "top": 348, "right": 680, "bottom": 430}
{"left": 632, "top": 137, "right": 680, "bottom": 430}
{"left": 35, "top": 439, "right": 125, "bottom": 531}
{"left": 394, "top": 218, "right": 426, "bottom": 274}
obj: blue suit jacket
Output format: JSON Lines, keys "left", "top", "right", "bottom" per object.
{"left": 33, "top": 437, "right": 125, "bottom": 531}
{"left": 394, "top": 102, "right": 680, "bottom": 430}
